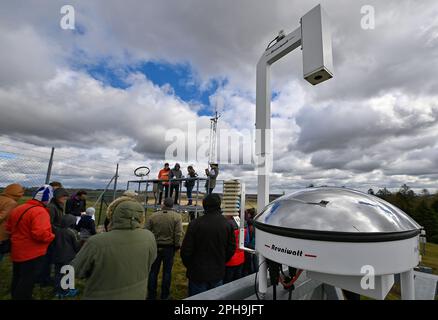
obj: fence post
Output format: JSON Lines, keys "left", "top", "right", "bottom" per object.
{"left": 45, "top": 147, "right": 55, "bottom": 184}
{"left": 113, "top": 163, "right": 119, "bottom": 201}
{"left": 98, "top": 194, "right": 105, "bottom": 227}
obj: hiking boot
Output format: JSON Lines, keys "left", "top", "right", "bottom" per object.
{"left": 65, "top": 289, "right": 79, "bottom": 297}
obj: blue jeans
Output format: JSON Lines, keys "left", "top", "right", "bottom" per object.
{"left": 147, "top": 247, "right": 175, "bottom": 300}
{"left": 188, "top": 279, "right": 223, "bottom": 297}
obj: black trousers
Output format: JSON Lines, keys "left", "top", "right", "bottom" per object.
{"left": 224, "top": 265, "right": 243, "bottom": 284}
{"left": 37, "top": 242, "right": 54, "bottom": 285}
{"left": 158, "top": 185, "right": 169, "bottom": 204}
{"left": 11, "top": 255, "right": 45, "bottom": 300}
{"left": 169, "top": 184, "right": 180, "bottom": 204}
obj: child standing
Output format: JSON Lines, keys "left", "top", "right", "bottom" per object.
{"left": 76, "top": 207, "right": 97, "bottom": 242}
{"left": 53, "top": 214, "right": 81, "bottom": 298}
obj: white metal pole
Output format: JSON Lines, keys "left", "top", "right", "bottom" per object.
{"left": 254, "top": 5, "right": 333, "bottom": 300}
{"left": 256, "top": 60, "right": 271, "bottom": 214}
{"left": 400, "top": 269, "right": 415, "bottom": 300}
{"left": 256, "top": 58, "right": 271, "bottom": 300}
{"left": 239, "top": 181, "right": 246, "bottom": 248}
{"left": 258, "top": 254, "right": 268, "bottom": 299}
{"left": 255, "top": 27, "right": 302, "bottom": 299}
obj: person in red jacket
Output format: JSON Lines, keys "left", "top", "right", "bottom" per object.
{"left": 223, "top": 215, "right": 249, "bottom": 284}
{"left": 6, "top": 185, "right": 55, "bottom": 300}
{"left": 158, "top": 163, "right": 171, "bottom": 205}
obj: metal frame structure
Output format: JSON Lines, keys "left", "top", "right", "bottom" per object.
{"left": 253, "top": 4, "right": 416, "bottom": 300}
{"left": 126, "top": 177, "right": 230, "bottom": 217}
{"left": 255, "top": 4, "right": 335, "bottom": 300}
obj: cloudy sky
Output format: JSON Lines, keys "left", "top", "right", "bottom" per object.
{"left": 0, "top": 0, "right": 437, "bottom": 194}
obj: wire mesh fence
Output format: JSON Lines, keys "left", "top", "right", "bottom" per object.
{"left": 0, "top": 139, "right": 119, "bottom": 188}
{"left": 0, "top": 139, "right": 125, "bottom": 226}
{"left": 0, "top": 144, "right": 51, "bottom": 188}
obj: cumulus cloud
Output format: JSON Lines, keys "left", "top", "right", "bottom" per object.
{"left": 1, "top": 0, "right": 438, "bottom": 194}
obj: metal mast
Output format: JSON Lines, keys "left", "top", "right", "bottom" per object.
{"left": 208, "top": 110, "right": 220, "bottom": 164}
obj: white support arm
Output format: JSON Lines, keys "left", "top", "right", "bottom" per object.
{"left": 255, "top": 27, "right": 302, "bottom": 213}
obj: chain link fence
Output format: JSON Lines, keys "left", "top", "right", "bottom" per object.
{"left": 0, "top": 140, "right": 124, "bottom": 225}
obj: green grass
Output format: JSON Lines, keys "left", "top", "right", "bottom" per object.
{"left": 419, "top": 242, "right": 438, "bottom": 274}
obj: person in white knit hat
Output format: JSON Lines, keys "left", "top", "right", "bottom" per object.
{"left": 76, "top": 207, "right": 96, "bottom": 241}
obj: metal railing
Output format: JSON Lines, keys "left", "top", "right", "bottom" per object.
{"left": 126, "top": 177, "right": 228, "bottom": 217}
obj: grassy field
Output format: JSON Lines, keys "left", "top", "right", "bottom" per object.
{"left": 1, "top": 194, "right": 437, "bottom": 300}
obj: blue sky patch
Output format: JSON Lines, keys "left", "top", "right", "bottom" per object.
{"left": 77, "top": 58, "right": 226, "bottom": 116}
{"left": 0, "top": 152, "right": 18, "bottom": 160}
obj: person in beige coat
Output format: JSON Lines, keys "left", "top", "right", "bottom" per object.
{"left": 0, "top": 183, "right": 24, "bottom": 262}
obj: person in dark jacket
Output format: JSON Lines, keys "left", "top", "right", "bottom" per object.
{"left": 65, "top": 190, "right": 87, "bottom": 217}
{"left": 48, "top": 188, "right": 69, "bottom": 231}
{"left": 180, "top": 193, "right": 235, "bottom": 296}
{"left": 185, "top": 166, "right": 198, "bottom": 206}
{"left": 38, "top": 188, "right": 69, "bottom": 287}
{"left": 169, "top": 163, "right": 183, "bottom": 204}
{"left": 53, "top": 214, "right": 81, "bottom": 298}
{"left": 76, "top": 207, "right": 96, "bottom": 241}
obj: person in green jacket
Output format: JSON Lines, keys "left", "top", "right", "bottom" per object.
{"left": 145, "top": 197, "right": 183, "bottom": 300}
{"left": 71, "top": 199, "right": 157, "bottom": 300}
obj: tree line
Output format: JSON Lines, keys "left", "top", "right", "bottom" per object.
{"left": 368, "top": 184, "right": 438, "bottom": 243}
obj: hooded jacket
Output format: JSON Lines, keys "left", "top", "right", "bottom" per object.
{"left": 0, "top": 184, "right": 24, "bottom": 242}
{"left": 105, "top": 195, "right": 137, "bottom": 231}
{"left": 180, "top": 206, "right": 235, "bottom": 283}
{"left": 71, "top": 200, "right": 157, "bottom": 300}
{"left": 53, "top": 214, "right": 81, "bottom": 264}
{"left": 169, "top": 167, "right": 183, "bottom": 185}
{"left": 6, "top": 199, "right": 55, "bottom": 262}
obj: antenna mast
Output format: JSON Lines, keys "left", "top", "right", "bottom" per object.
{"left": 208, "top": 109, "right": 220, "bottom": 165}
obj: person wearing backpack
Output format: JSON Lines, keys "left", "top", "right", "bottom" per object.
{"left": 6, "top": 185, "right": 55, "bottom": 300}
